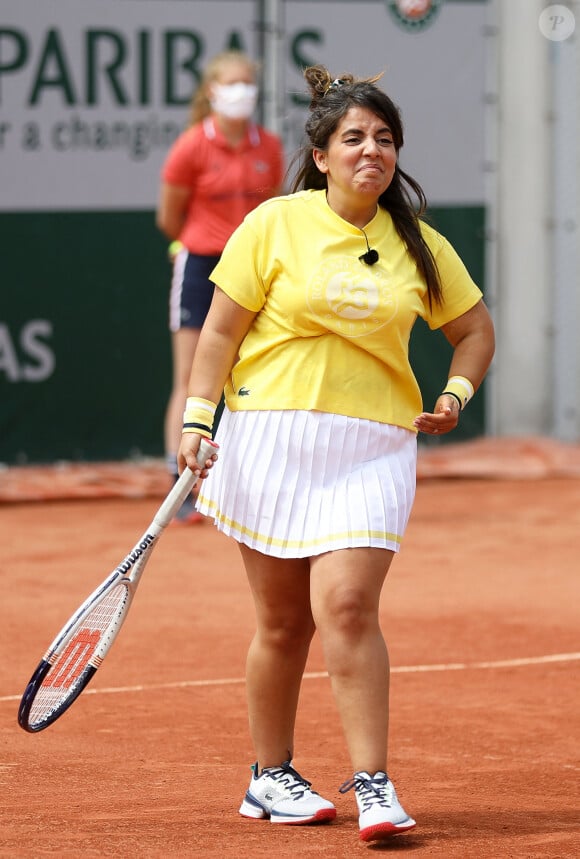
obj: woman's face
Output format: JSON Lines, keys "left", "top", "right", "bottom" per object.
{"left": 313, "top": 106, "right": 397, "bottom": 208}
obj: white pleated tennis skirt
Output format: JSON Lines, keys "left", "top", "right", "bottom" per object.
{"left": 196, "top": 409, "right": 417, "bottom": 558}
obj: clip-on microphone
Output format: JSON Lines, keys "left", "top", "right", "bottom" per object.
{"left": 359, "top": 228, "right": 379, "bottom": 266}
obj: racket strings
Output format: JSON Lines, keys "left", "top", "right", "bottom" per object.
{"left": 28, "top": 583, "right": 130, "bottom": 724}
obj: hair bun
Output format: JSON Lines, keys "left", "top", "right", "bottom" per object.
{"left": 303, "top": 66, "right": 359, "bottom": 108}
{"left": 304, "top": 65, "right": 362, "bottom": 108}
{"left": 303, "top": 65, "right": 332, "bottom": 106}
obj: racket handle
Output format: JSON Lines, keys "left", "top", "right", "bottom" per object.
{"left": 154, "top": 438, "right": 220, "bottom": 528}
{"left": 195, "top": 437, "right": 220, "bottom": 470}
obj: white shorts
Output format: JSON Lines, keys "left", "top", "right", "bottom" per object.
{"left": 197, "top": 409, "right": 417, "bottom": 558}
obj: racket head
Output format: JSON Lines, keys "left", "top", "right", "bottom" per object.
{"left": 18, "top": 578, "right": 133, "bottom": 732}
{"left": 17, "top": 438, "right": 219, "bottom": 733}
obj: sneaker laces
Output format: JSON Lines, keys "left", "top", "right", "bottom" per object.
{"left": 339, "top": 771, "right": 394, "bottom": 811}
{"left": 260, "top": 761, "right": 317, "bottom": 802}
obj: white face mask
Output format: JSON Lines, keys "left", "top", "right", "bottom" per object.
{"left": 210, "top": 82, "right": 258, "bottom": 120}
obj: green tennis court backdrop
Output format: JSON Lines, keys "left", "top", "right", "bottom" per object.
{"left": 0, "top": 0, "right": 488, "bottom": 464}
{"left": 1, "top": 211, "right": 170, "bottom": 463}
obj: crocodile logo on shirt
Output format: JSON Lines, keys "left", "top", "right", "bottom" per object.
{"left": 237, "top": 386, "right": 251, "bottom": 396}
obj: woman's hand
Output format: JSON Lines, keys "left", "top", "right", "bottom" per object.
{"left": 413, "top": 394, "right": 461, "bottom": 436}
{"left": 178, "top": 432, "right": 219, "bottom": 477}
{"left": 414, "top": 300, "right": 495, "bottom": 437}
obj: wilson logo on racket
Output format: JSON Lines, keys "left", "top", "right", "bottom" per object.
{"left": 115, "top": 534, "right": 156, "bottom": 574}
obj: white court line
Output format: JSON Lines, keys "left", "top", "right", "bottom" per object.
{"left": 2, "top": 651, "right": 579, "bottom": 704}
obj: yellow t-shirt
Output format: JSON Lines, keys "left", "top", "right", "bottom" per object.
{"left": 210, "top": 189, "right": 483, "bottom": 431}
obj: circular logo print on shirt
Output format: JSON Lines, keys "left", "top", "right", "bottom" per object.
{"left": 307, "top": 257, "right": 397, "bottom": 338}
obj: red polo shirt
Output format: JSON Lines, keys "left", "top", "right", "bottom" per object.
{"left": 161, "top": 116, "right": 284, "bottom": 255}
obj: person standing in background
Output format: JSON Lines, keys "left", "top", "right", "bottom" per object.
{"left": 156, "top": 50, "right": 284, "bottom": 523}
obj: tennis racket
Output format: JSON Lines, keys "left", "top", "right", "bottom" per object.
{"left": 18, "top": 437, "right": 219, "bottom": 733}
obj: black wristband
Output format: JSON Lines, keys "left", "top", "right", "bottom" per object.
{"left": 183, "top": 422, "right": 212, "bottom": 433}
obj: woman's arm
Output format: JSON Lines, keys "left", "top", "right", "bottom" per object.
{"left": 156, "top": 182, "right": 191, "bottom": 240}
{"left": 178, "top": 287, "right": 257, "bottom": 473}
{"left": 413, "top": 299, "right": 495, "bottom": 436}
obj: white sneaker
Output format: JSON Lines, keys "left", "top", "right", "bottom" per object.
{"left": 340, "top": 771, "right": 416, "bottom": 841}
{"left": 239, "top": 761, "right": 336, "bottom": 825}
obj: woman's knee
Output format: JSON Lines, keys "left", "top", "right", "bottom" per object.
{"left": 256, "top": 612, "right": 315, "bottom": 651}
{"left": 317, "top": 587, "right": 377, "bottom": 641}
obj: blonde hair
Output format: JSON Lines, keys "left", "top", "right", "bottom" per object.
{"left": 188, "top": 51, "right": 258, "bottom": 126}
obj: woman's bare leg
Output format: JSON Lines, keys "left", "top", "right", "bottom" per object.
{"left": 239, "top": 544, "right": 315, "bottom": 768}
{"left": 310, "top": 547, "right": 394, "bottom": 774}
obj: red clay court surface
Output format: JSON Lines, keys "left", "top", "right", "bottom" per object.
{"left": 1, "top": 436, "right": 579, "bottom": 858}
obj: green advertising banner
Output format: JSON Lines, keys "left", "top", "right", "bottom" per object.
{"left": 1, "top": 211, "right": 171, "bottom": 462}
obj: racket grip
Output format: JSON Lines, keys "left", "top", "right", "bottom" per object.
{"left": 196, "top": 437, "right": 220, "bottom": 469}
{"left": 154, "top": 438, "right": 219, "bottom": 528}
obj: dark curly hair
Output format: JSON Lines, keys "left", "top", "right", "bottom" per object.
{"left": 291, "top": 65, "right": 442, "bottom": 307}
